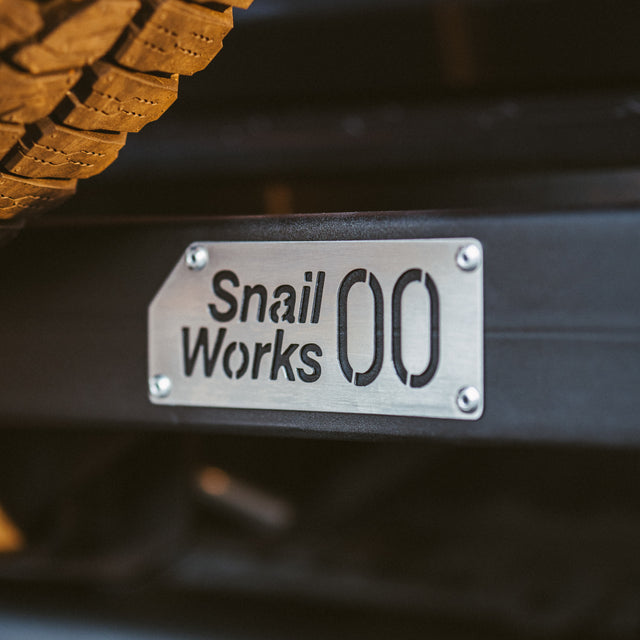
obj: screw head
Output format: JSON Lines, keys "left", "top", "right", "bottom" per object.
{"left": 185, "top": 245, "right": 208, "bottom": 271}
{"left": 149, "top": 374, "right": 172, "bottom": 399}
{"left": 457, "top": 386, "right": 481, "bottom": 413}
{"left": 456, "top": 244, "right": 482, "bottom": 272}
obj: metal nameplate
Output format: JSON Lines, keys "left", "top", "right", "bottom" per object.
{"left": 148, "top": 240, "right": 484, "bottom": 420}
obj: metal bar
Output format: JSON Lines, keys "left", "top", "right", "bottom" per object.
{"left": 110, "top": 94, "right": 640, "bottom": 179}
{"left": 0, "top": 209, "right": 638, "bottom": 445}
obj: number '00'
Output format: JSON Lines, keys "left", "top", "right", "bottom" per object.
{"left": 337, "top": 269, "right": 440, "bottom": 387}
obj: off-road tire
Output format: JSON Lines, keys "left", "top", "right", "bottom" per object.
{"left": 0, "top": 0, "right": 253, "bottom": 220}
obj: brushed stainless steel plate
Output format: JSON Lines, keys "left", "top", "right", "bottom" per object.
{"left": 148, "top": 239, "right": 483, "bottom": 420}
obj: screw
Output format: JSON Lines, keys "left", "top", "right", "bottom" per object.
{"left": 456, "top": 244, "right": 482, "bottom": 272}
{"left": 457, "top": 386, "right": 481, "bottom": 413}
{"left": 185, "top": 245, "right": 208, "bottom": 271}
{"left": 149, "top": 374, "right": 172, "bottom": 399}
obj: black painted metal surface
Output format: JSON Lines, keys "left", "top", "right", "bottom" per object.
{"left": 0, "top": 209, "right": 638, "bottom": 445}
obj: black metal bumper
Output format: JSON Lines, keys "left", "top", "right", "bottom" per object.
{"left": 0, "top": 208, "right": 638, "bottom": 445}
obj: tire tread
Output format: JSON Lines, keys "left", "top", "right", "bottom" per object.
{"left": 0, "top": 0, "right": 252, "bottom": 221}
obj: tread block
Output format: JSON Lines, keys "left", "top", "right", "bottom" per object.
{"left": 0, "top": 0, "right": 43, "bottom": 50}
{"left": 0, "top": 122, "right": 25, "bottom": 159}
{"left": 56, "top": 60, "right": 179, "bottom": 133}
{"left": 221, "top": 0, "right": 253, "bottom": 7}
{"left": 0, "top": 172, "right": 76, "bottom": 219}
{"left": 0, "top": 63, "right": 81, "bottom": 124}
{"left": 3, "top": 118, "right": 127, "bottom": 180}
{"left": 114, "top": 0, "right": 233, "bottom": 75}
{"left": 192, "top": 0, "right": 253, "bottom": 7}
{"left": 12, "top": 0, "right": 140, "bottom": 74}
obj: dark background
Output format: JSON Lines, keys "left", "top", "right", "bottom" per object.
{"left": 50, "top": 0, "right": 640, "bottom": 221}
